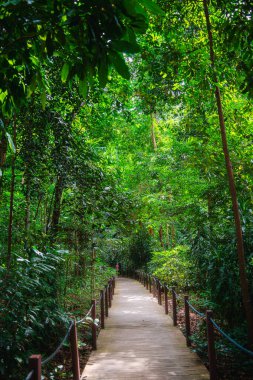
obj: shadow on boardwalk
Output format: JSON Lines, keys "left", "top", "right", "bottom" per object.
{"left": 82, "top": 277, "right": 209, "bottom": 380}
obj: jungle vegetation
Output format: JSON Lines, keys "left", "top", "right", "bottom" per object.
{"left": 1, "top": 0, "right": 253, "bottom": 378}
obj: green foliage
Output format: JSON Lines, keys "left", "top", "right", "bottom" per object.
{"left": 1, "top": 0, "right": 253, "bottom": 377}
{"left": 0, "top": 0, "right": 163, "bottom": 115}
{"left": 148, "top": 246, "right": 193, "bottom": 288}
{"left": 0, "top": 248, "right": 68, "bottom": 378}
{"left": 127, "top": 228, "right": 153, "bottom": 270}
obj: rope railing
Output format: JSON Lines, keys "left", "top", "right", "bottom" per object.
{"left": 135, "top": 270, "right": 253, "bottom": 380}
{"left": 186, "top": 300, "right": 205, "bottom": 318}
{"left": 41, "top": 321, "right": 74, "bottom": 366}
{"left": 25, "top": 370, "right": 34, "bottom": 380}
{"left": 210, "top": 318, "right": 253, "bottom": 357}
{"left": 24, "top": 276, "right": 116, "bottom": 380}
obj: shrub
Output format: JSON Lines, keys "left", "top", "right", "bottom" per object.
{"left": 148, "top": 245, "right": 193, "bottom": 289}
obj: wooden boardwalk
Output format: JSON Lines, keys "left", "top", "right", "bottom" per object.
{"left": 82, "top": 277, "right": 209, "bottom": 380}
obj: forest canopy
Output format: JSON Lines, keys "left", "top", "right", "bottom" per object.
{"left": 1, "top": 0, "right": 253, "bottom": 379}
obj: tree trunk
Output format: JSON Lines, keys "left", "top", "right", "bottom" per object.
{"left": 6, "top": 118, "right": 17, "bottom": 271}
{"left": 0, "top": 130, "right": 8, "bottom": 196}
{"left": 24, "top": 169, "right": 31, "bottom": 252}
{"left": 150, "top": 113, "right": 157, "bottom": 151}
{"left": 203, "top": 0, "right": 253, "bottom": 344}
{"left": 159, "top": 225, "right": 164, "bottom": 247}
{"left": 50, "top": 176, "right": 63, "bottom": 241}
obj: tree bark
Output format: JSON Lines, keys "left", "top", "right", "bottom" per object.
{"left": 6, "top": 118, "right": 17, "bottom": 271}
{"left": 0, "top": 130, "right": 8, "bottom": 196}
{"left": 24, "top": 168, "right": 31, "bottom": 252}
{"left": 159, "top": 225, "right": 164, "bottom": 247}
{"left": 50, "top": 176, "right": 63, "bottom": 241}
{"left": 203, "top": 0, "right": 253, "bottom": 344}
{"left": 150, "top": 113, "right": 157, "bottom": 151}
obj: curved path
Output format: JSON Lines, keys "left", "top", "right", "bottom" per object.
{"left": 82, "top": 277, "right": 209, "bottom": 380}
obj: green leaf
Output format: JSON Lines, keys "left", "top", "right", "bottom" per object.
{"left": 61, "top": 63, "right": 70, "bottom": 83}
{"left": 140, "top": 0, "right": 164, "bottom": 15}
{"left": 109, "top": 51, "right": 130, "bottom": 80}
{"left": 79, "top": 79, "right": 88, "bottom": 98}
{"left": 112, "top": 40, "right": 140, "bottom": 54}
{"left": 40, "top": 90, "right": 46, "bottom": 109}
{"left": 98, "top": 59, "right": 109, "bottom": 88}
{"left": 5, "top": 132, "right": 16, "bottom": 154}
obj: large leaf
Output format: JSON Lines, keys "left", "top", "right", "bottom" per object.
{"left": 79, "top": 78, "right": 88, "bottom": 98}
{"left": 109, "top": 51, "right": 130, "bottom": 80}
{"left": 6, "top": 132, "right": 16, "bottom": 154}
{"left": 140, "top": 0, "right": 164, "bottom": 15}
{"left": 98, "top": 58, "right": 109, "bottom": 88}
{"left": 112, "top": 40, "right": 140, "bottom": 54}
{"left": 61, "top": 63, "right": 70, "bottom": 83}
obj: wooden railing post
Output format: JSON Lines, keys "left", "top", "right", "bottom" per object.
{"left": 100, "top": 290, "right": 105, "bottom": 329}
{"left": 172, "top": 287, "right": 177, "bottom": 326}
{"left": 70, "top": 320, "right": 80, "bottom": 380}
{"left": 164, "top": 284, "right": 168, "bottom": 315}
{"left": 206, "top": 310, "right": 217, "bottom": 380}
{"left": 158, "top": 282, "right": 162, "bottom": 305}
{"left": 152, "top": 278, "right": 156, "bottom": 297}
{"left": 92, "top": 300, "right": 97, "bottom": 350}
{"left": 113, "top": 276, "right": 116, "bottom": 293}
{"left": 29, "top": 355, "right": 41, "bottom": 380}
{"left": 105, "top": 285, "right": 109, "bottom": 317}
{"left": 109, "top": 281, "right": 112, "bottom": 308}
{"left": 110, "top": 279, "right": 113, "bottom": 301}
{"left": 184, "top": 295, "right": 191, "bottom": 346}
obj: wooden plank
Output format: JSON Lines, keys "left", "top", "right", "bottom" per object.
{"left": 82, "top": 278, "right": 209, "bottom": 380}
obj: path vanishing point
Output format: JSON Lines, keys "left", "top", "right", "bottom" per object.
{"left": 82, "top": 277, "right": 209, "bottom": 380}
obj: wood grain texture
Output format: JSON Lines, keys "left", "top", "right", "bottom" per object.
{"left": 82, "top": 278, "right": 209, "bottom": 380}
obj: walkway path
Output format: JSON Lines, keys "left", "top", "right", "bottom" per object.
{"left": 82, "top": 277, "right": 209, "bottom": 380}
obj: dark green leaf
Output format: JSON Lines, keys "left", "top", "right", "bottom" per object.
{"left": 112, "top": 40, "right": 140, "bottom": 54}
{"left": 109, "top": 51, "right": 130, "bottom": 80}
{"left": 61, "top": 63, "right": 70, "bottom": 83}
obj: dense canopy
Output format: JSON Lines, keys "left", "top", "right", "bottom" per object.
{"left": 1, "top": 1, "right": 253, "bottom": 379}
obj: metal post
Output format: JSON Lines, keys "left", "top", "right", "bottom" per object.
{"left": 100, "top": 290, "right": 105, "bottom": 329}
{"left": 70, "top": 320, "right": 80, "bottom": 380}
{"left": 172, "top": 287, "right": 177, "bottom": 326}
{"left": 92, "top": 300, "right": 97, "bottom": 350}
{"left": 29, "top": 355, "right": 41, "bottom": 380}
{"left": 206, "top": 310, "right": 217, "bottom": 380}
{"left": 164, "top": 284, "right": 168, "bottom": 314}
{"left": 184, "top": 295, "right": 191, "bottom": 346}
{"left": 105, "top": 285, "right": 109, "bottom": 317}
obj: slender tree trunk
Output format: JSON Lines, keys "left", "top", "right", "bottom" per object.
{"left": 166, "top": 223, "right": 170, "bottom": 249}
{"left": 50, "top": 176, "right": 63, "bottom": 241}
{"left": 45, "top": 187, "right": 55, "bottom": 233}
{"left": 159, "top": 225, "right": 164, "bottom": 247}
{"left": 150, "top": 113, "right": 157, "bottom": 151}
{"left": 171, "top": 224, "right": 175, "bottom": 247}
{"left": 24, "top": 170, "right": 31, "bottom": 252}
{"left": 0, "top": 130, "right": 8, "bottom": 196}
{"left": 203, "top": 0, "right": 253, "bottom": 344}
{"left": 7, "top": 118, "right": 17, "bottom": 271}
